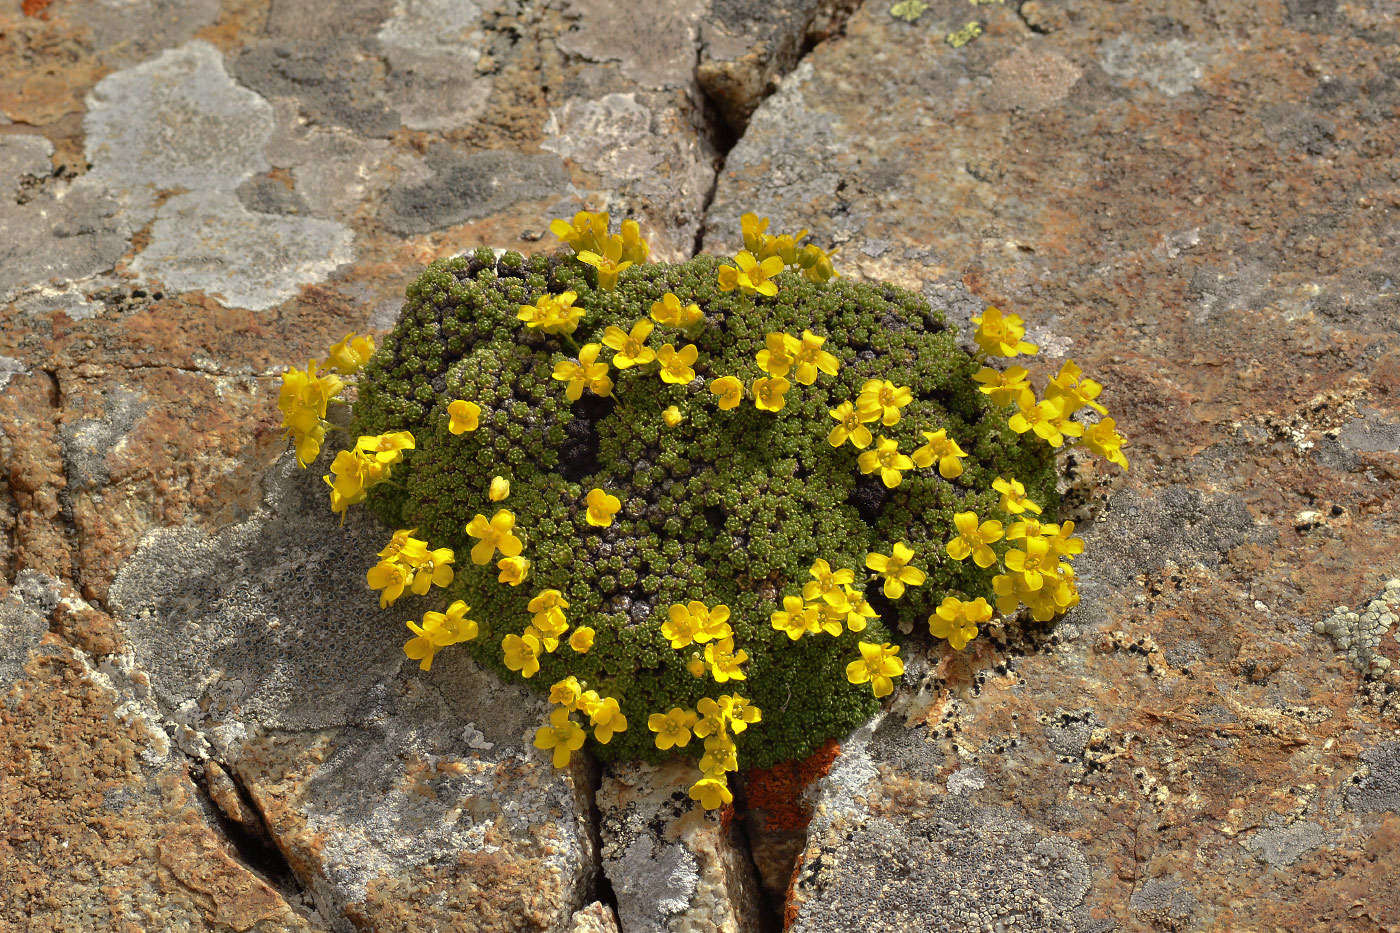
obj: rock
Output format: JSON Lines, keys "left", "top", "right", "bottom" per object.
{"left": 706, "top": 2, "right": 1400, "bottom": 930}
{"left": 598, "top": 760, "right": 764, "bottom": 933}
{"left": 570, "top": 901, "right": 622, "bottom": 933}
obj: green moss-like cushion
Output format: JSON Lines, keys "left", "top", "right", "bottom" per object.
{"left": 352, "top": 248, "right": 1057, "bottom": 769}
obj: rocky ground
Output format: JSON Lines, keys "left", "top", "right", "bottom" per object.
{"left": 2, "top": 0, "right": 1398, "bottom": 930}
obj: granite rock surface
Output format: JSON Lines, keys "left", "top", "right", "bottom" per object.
{"left": 2, "top": 0, "right": 1398, "bottom": 930}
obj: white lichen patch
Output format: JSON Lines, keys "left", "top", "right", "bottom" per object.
{"left": 1314, "top": 579, "right": 1400, "bottom": 677}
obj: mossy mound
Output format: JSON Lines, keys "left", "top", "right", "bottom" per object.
{"left": 352, "top": 248, "right": 1058, "bottom": 769}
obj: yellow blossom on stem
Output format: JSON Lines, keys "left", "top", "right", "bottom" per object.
{"left": 602, "top": 319, "right": 656, "bottom": 368}
{"left": 1008, "top": 396, "right": 1082, "bottom": 447}
{"left": 770, "top": 595, "right": 814, "bottom": 641}
{"left": 569, "top": 626, "right": 596, "bottom": 653}
{"left": 297, "top": 422, "right": 329, "bottom": 470}
{"left": 709, "top": 375, "right": 744, "bottom": 410}
{"left": 973, "top": 365, "right": 1034, "bottom": 408}
{"left": 489, "top": 475, "right": 510, "bottom": 501}
{"left": 528, "top": 589, "right": 570, "bottom": 638}
{"left": 865, "top": 542, "right": 927, "bottom": 599}
{"left": 648, "top": 707, "right": 698, "bottom": 750}
{"left": 992, "top": 476, "right": 1042, "bottom": 515}
{"left": 585, "top": 488, "right": 622, "bottom": 527}
{"left": 447, "top": 400, "right": 481, "bottom": 434}
{"left": 828, "top": 401, "right": 873, "bottom": 449}
{"left": 690, "top": 776, "right": 733, "bottom": 810}
{"left": 465, "top": 509, "right": 523, "bottom": 564}
{"left": 497, "top": 555, "right": 530, "bottom": 586}
{"left": 755, "top": 332, "right": 799, "bottom": 378}
{"left": 437, "top": 600, "right": 479, "bottom": 643}
{"left": 517, "top": 291, "right": 584, "bottom": 335}
{"left": 845, "top": 641, "right": 903, "bottom": 698}
{"left": 502, "top": 632, "right": 542, "bottom": 678}
{"left": 700, "top": 733, "right": 739, "bottom": 774}
{"left": 686, "top": 654, "right": 706, "bottom": 678}
{"left": 911, "top": 428, "right": 967, "bottom": 479}
{"left": 367, "top": 559, "right": 413, "bottom": 608}
{"left": 717, "top": 250, "right": 784, "bottom": 297}
{"left": 1045, "top": 360, "right": 1107, "bottom": 415}
{"left": 1081, "top": 417, "right": 1130, "bottom": 470}
{"left": 1004, "top": 536, "right": 1056, "bottom": 591}
{"left": 970, "top": 306, "right": 1038, "bottom": 358}
{"left": 553, "top": 344, "right": 613, "bottom": 401}
{"left": 656, "top": 343, "right": 699, "bottom": 384}
{"left": 403, "top": 617, "right": 446, "bottom": 671}
{"left": 326, "top": 332, "right": 375, "bottom": 374}
{"left": 618, "top": 218, "right": 650, "bottom": 265}
{"left": 946, "top": 511, "right": 1005, "bottom": 568}
{"left": 740, "top": 212, "right": 771, "bottom": 254}
{"left": 279, "top": 360, "right": 344, "bottom": 466}
{"left": 589, "top": 696, "right": 627, "bottom": 742}
{"left": 803, "top": 558, "right": 855, "bottom": 605}
{"left": 534, "top": 706, "right": 586, "bottom": 768}
{"left": 549, "top": 675, "right": 583, "bottom": 709}
{"left": 577, "top": 236, "right": 634, "bottom": 291}
{"left": 326, "top": 448, "right": 387, "bottom": 505}
{"left": 408, "top": 546, "right": 455, "bottom": 595}
{"left": 650, "top": 292, "right": 705, "bottom": 328}
{"left": 929, "top": 596, "right": 992, "bottom": 650}
{"left": 550, "top": 210, "right": 609, "bottom": 255}
{"left": 855, "top": 379, "right": 911, "bottom": 427}
{"left": 403, "top": 604, "right": 473, "bottom": 671}
{"left": 857, "top": 435, "right": 915, "bottom": 488}
{"left": 705, "top": 636, "right": 748, "bottom": 683}
{"left": 751, "top": 375, "right": 791, "bottom": 412}
{"left": 691, "top": 602, "right": 733, "bottom": 644}
{"left": 693, "top": 697, "right": 727, "bottom": 739}
{"left": 797, "top": 242, "right": 838, "bottom": 283}
{"left": 661, "top": 405, "right": 683, "bottom": 427}
{"left": 1005, "top": 517, "right": 1050, "bottom": 542}
{"left": 843, "top": 586, "right": 879, "bottom": 632}
{"left": 662, "top": 602, "right": 701, "bottom": 649}
{"left": 719, "top": 694, "right": 761, "bottom": 732}
{"left": 356, "top": 430, "right": 416, "bottom": 465}
{"left": 1044, "top": 521, "right": 1084, "bottom": 559}
{"left": 811, "top": 601, "right": 847, "bottom": 637}
{"left": 378, "top": 528, "right": 425, "bottom": 563}
{"left": 789, "top": 330, "right": 840, "bottom": 385}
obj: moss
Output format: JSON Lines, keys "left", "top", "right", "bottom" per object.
{"left": 353, "top": 251, "right": 1058, "bottom": 769}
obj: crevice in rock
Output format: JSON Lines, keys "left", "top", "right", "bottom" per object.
{"left": 729, "top": 786, "right": 785, "bottom": 932}
{"left": 582, "top": 752, "right": 620, "bottom": 912}
{"left": 192, "top": 758, "right": 305, "bottom": 900}
{"left": 39, "top": 367, "right": 87, "bottom": 597}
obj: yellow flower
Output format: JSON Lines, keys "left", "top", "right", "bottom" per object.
{"left": 970, "top": 306, "right": 1037, "bottom": 358}
{"left": 553, "top": 344, "right": 613, "bottom": 401}
{"left": 576, "top": 689, "right": 603, "bottom": 718}
{"left": 686, "top": 654, "right": 706, "bottom": 678}
{"left": 704, "top": 636, "right": 748, "bottom": 683}
{"left": 752, "top": 375, "right": 791, "bottom": 412}
{"left": 662, "top": 602, "right": 701, "bottom": 649}
{"left": 992, "top": 476, "right": 1042, "bottom": 515}
{"left": 865, "top": 542, "right": 926, "bottom": 600}
{"left": 717, "top": 250, "right": 785, "bottom": 297}
{"left": 790, "top": 330, "right": 839, "bottom": 385}
{"left": 689, "top": 776, "right": 733, "bottom": 810}
{"left": 534, "top": 706, "right": 586, "bottom": 768}
{"left": 845, "top": 641, "right": 903, "bottom": 698}
{"left": 857, "top": 436, "right": 915, "bottom": 488}
{"left": 656, "top": 343, "right": 699, "bottom": 384}
{"left": 589, "top": 696, "right": 627, "bottom": 743}
{"left": 694, "top": 697, "right": 727, "bottom": 739}
{"left": 929, "top": 596, "right": 991, "bottom": 650}
{"left": 1082, "top": 417, "right": 1129, "bottom": 470}
{"left": 378, "top": 528, "right": 425, "bottom": 562}
{"left": 662, "top": 405, "right": 683, "bottom": 427}
{"left": 803, "top": 558, "right": 855, "bottom": 605}
{"left": 719, "top": 694, "right": 760, "bottom": 733}
{"left": 650, "top": 292, "right": 704, "bottom": 328}
{"left": 911, "top": 428, "right": 967, "bottom": 479}
{"left": 489, "top": 475, "right": 510, "bottom": 501}
{"left": 518, "top": 291, "right": 584, "bottom": 335}
{"left": 1004, "top": 536, "right": 1056, "bottom": 591}
{"left": 618, "top": 218, "right": 650, "bottom": 265}
{"left": 972, "top": 365, "right": 1033, "bottom": 408}
{"left": 465, "top": 509, "right": 524, "bottom": 564}
{"left": 700, "top": 733, "right": 739, "bottom": 774}
{"left": 298, "top": 422, "right": 328, "bottom": 469}
{"left": 278, "top": 361, "right": 344, "bottom": 465}
{"left": 403, "top": 618, "right": 445, "bottom": 671}
{"left": 602, "top": 319, "right": 656, "bottom": 369}
{"left": 447, "top": 400, "right": 481, "bottom": 434}
{"left": 828, "top": 401, "right": 873, "bottom": 449}
{"left": 811, "top": 600, "right": 847, "bottom": 637}
{"left": 326, "top": 332, "right": 375, "bottom": 374}
{"left": 1044, "top": 520, "right": 1085, "bottom": 559}
{"left": 577, "top": 236, "right": 634, "bottom": 291}
{"left": 648, "top": 707, "right": 699, "bottom": 750}
{"left": 367, "top": 559, "right": 413, "bottom": 608}
{"left": 1005, "top": 517, "right": 1048, "bottom": 541}
{"left": 761, "top": 232, "right": 807, "bottom": 266}
{"left": 324, "top": 473, "right": 354, "bottom": 522}
{"left": 691, "top": 602, "right": 733, "bottom": 644}
{"left": 755, "top": 332, "right": 799, "bottom": 378}
{"left": 855, "top": 379, "right": 911, "bottom": 427}
{"left": 528, "top": 589, "right": 570, "bottom": 638}
{"left": 740, "top": 212, "right": 771, "bottom": 254}
{"left": 497, "top": 555, "right": 530, "bottom": 586}
{"left": 796, "top": 242, "right": 838, "bottom": 283}
{"left": 585, "top": 488, "right": 622, "bottom": 527}
{"left": 569, "top": 626, "right": 596, "bottom": 653}
{"left": 355, "top": 430, "right": 416, "bottom": 465}
{"left": 710, "top": 375, "right": 744, "bottom": 410}
{"left": 502, "top": 632, "right": 542, "bottom": 678}
{"left": 403, "top": 605, "right": 472, "bottom": 671}
{"left": 946, "top": 511, "right": 1005, "bottom": 568}
{"left": 1045, "top": 360, "right": 1107, "bottom": 415}
{"left": 327, "top": 448, "right": 387, "bottom": 503}
{"left": 438, "top": 600, "right": 479, "bottom": 643}
{"left": 843, "top": 586, "right": 879, "bottom": 632}
{"left": 1008, "top": 396, "right": 1082, "bottom": 447}
{"left": 549, "top": 675, "right": 583, "bottom": 709}
{"left": 550, "top": 210, "right": 609, "bottom": 255}
{"left": 408, "top": 546, "right": 455, "bottom": 595}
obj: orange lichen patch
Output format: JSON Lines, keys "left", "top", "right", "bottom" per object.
{"left": 21, "top": 0, "right": 53, "bottom": 18}
{"left": 742, "top": 738, "right": 841, "bottom": 834}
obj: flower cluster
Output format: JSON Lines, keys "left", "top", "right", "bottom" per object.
{"left": 367, "top": 528, "right": 456, "bottom": 608}
{"left": 646, "top": 693, "right": 761, "bottom": 809}
{"left": 404, "top": 600, "right": 478, "bottom": 671}
{"left": 550, "top": 211, "right": 648, "bottom": 291}
{"left": 534, "top": 676, "right": 629, "bottom": 767}
{"left": 771, "top": 559, "right": 879, "bottom": 643}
